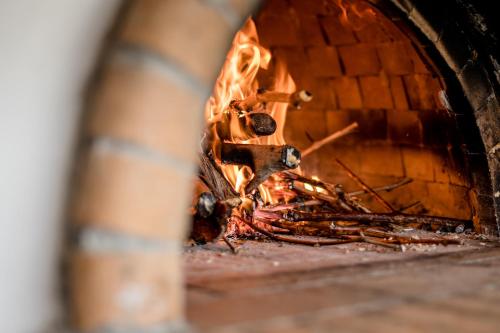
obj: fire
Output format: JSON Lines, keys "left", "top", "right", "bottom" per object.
{"left": 332, "top": 0, "right": 376, "bottom": 30}
{"left": 204, "top": 18, "right": 296, "bottom": 200}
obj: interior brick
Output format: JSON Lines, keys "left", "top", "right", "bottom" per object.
{"left": 339, "top": 44, "right": 381, "bottom": 76}
{"left": 377, "top": 41, "right": 414, "bottom": 75}
{"left": 319, "top": 15, "right": 357, "bottom": 45}
{"left": 405, "top": 43, "right": 431, "bottom": 74}
{"left": 403, "top": 74, "right": 438, "bottom": 110}
{"left": 258, "top": 0, "right": 290, "bottom": 13}
{"left": 296, "top": 15, "right": 327, "bottom": 46}
{"left": 386, "top": 109, "right": 422, "bottom": 145}
{"left": 289, "top": 0, "right": 327, "bottom": 15}
{"left": 358, "top": 145, "right": 405, "bottom": 178}
{"left": 425, "top": 183, "right": 472, "bottom": 219}
{"left": 355, "top": 22, "right": 392, "bottom": 42}
{"left": 359, "top": 75, "right": 393, "bottom": 109}
{"left": 402, "top": 147, "right": 436, "bottom": 182}
{"left": 306, "top": 46, "right": 342, "bottom": 77}
{"left": 272, "top": 47, "right": 308, "bottom": 80}
{"left": 331, "top": 77, "right": 363, "bottom": 109}
{"left": 389, "top": 76, "right": 410, "bottom": 109}
{"left": 285, "top": 110, "right": 328, "bottom": 150}
{"left": 348, "top": 109, "right": 387, "bottom": 140}
{"left": 255, "top": 14, "right": 299, "bottom": 47}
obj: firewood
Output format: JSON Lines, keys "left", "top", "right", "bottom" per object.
{"left": 231, "top": 89, "right": 313, "bottom": 111}
{"left": 215, "top": 112, "right": 276, "bottom": 141}
{"left": 274, "top": 210, "right": 471, "bottom": 229}
{"left": 198, "top": 153, "right": 240, "bottom": 202}
{"left": 220, "top": 143, "right": 301, "bottom": 193}
{"left": 347, "top": 178, "right": 413, "bottom": 197}
{"left": 236, "top": 215, "right": 362, "bottom": 246}
{"left": 301, "top": 122, "right": 359, "bottom": 157}
{"left": 336, "top": 159, "right": 395, "bottom": 212}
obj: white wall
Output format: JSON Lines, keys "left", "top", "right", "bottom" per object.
{"left": 0, "top": 1, "right": 121, "bottom": 331}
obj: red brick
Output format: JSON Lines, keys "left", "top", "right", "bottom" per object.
{"left": 387, "top": 109, "right": 422, "bottom": 145}
{"left": 70, "top": 252, "right": 182, "bottom": 331}
{"left": 306, "top": 46, "right": 342, "bottom": 77}
{"left": 289, "top": 0, "right": 327, "bottom": 15}
{"left": 425, "top": 183, "right": 472, "bottom": 219}
{"left": 403, "top": 74, "right": 439, "bottom": 110}
{"left": 272, "top": 47, "right": 308, "bottom": 80}
{"left": 377, "top": 42, "right": 414, "bottom": 75}
{"left": 401, "top": 147, "right": 435, "bottom": 181}
{"left": 256, "top": 14, "right": 299, "bottom": 47}
{"left": 355, "top": 22, "right": 391, "bottom": 42}
{"left": 71, "top": 150, "right": 192, "bottom": 240}
{"left": 406, "top": 44, "right": 431, "bottom": 74}
{"left": 119, "top": 0, "right": 232, "bottom": 85}
{"left": 389, "top": 76, "right": 409, "bottom": 109}
{"left": 348, "top": 109, "right": 387, "bottom": 140}
{"left": 331, "top": 77, "right": 363, "bottom": 109}
{"left": 325, "top": 110, "right": 352, "bottom": 134}
{"left": 299, "top": 77, "right": 337, "bottom": 110}
{"left": 359, "top": 75, "right": 393, "bottom": 109}
{"left": 358, "top": 145, "right": 405, "bottom": 178}
{"left": 319, "top": 16, "right": 357, "bottom": 45}
{"left": 284, "top": 110, "right": 327, "bottom": 150}
{"left": 88, "top": 65, "right": 203, "bottom": 164}
{"left": 339, "top": 44, "right": 381, "bottom": 76}
{"left": 258, "top": 0, "right": 289, "bottom": 13}
{"left": 296, "top": 15, "right": 327, "bottom": 46}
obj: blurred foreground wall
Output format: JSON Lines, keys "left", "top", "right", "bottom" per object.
{"left": 0, "top": 1, "right": 121, "bottom": 331}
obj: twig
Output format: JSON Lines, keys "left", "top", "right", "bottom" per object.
{"left": 263, "top": 209, "right": 471, "bottom": 229}
{"left": 335, "top": 159, "right": 395, "bottom": 212}
{"left": 347, "top": 178, "right": 413, "bottom": 197}
{"left": 302, "top": 122, "right": 359, "bottom": 157}
{"left": 222, "top": 235, "right": 238, "bottom": 254}
{"left": 360, "top": 231, "right": 401, "bottom": 250}
{"left": 238, "top": 216, "right": 362, "bottom": 246}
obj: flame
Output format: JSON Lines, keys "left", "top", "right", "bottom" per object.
{"left": 332, "top": 0, "right": 376, "bottom": 30}
{"left": 205, "top": 18, "right": 296, "bottom": 199}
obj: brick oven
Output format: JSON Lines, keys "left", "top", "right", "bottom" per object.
{"left": 66, "top": 0, "right": 499, "bottom": 332}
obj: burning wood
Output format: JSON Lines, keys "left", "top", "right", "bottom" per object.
{"left": 192, "top": 17, "right": 471, "bottom": 252}
{"left": 220, "top": 143, "right": 301, "bottom": 193}
{"left": 231, "top": 89, "right": 313, "bottom": 111}
{"left": 215, "top": 111, "right": 277, "bottom": 141}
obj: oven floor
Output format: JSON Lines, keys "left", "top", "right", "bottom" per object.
{"left": 185, "top": 237, "right": 500, "bottom": 332}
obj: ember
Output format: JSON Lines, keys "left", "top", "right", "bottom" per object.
{"left": 192, "top": 15, "right": 473, "bottom": 252}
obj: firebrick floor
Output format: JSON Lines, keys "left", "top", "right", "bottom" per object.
{"left": 184, "top": 236, "right": 500, "bottom": 333}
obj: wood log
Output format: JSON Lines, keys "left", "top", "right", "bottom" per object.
{"left": 198, "top": 153, "right": 240, "bottom": 202}
{"left": 220, "top": 143, "right": 301, "bottom": 193}
{"left": 277, "top": 210, "right": 472, "bottom": 229}
{"left": 230, "top": 89, "right": 313, "bottom": 111}
{"left": 215, "top": 112, "right": 276, "bottom": 141}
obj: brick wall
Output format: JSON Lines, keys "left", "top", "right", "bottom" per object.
{"left": 69, "top": 0, "right": 257, "bottom": 331}
{"left": 255, "top": 0, "right": 473, "bottom": 220}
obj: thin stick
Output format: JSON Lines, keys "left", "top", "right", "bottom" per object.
{"left": 272, "top": 210, "right": 471, "bottom": 229}
{"left": 302, "top": 122, "right": 359, "bottom": 157}
{"left": 347, "top": 178, "right": 413, "bottom": 197}
{"left": 360, "top": 231, "right": 401, "bottom": 250}
{"left": 238, "top": 216, "right": 361, "bottom": 246}
{"left": 222, "top": 235, "right": 238, "bottom": 254}
{"left": 335, "top": 159, "right": 395, "bottom": 212}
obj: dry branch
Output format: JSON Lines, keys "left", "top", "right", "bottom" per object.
{"left": 336, "top": 159, "right": 395, "bottom": 212}
{"left": 302, "top": 122, "right": 359, "bottom": 157}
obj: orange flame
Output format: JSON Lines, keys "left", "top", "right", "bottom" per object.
{"left": 205, "top": 18, "right": 296, "bottom": 199}
{"left": 333, "top": 0, "right": 376, "bottom": 30}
